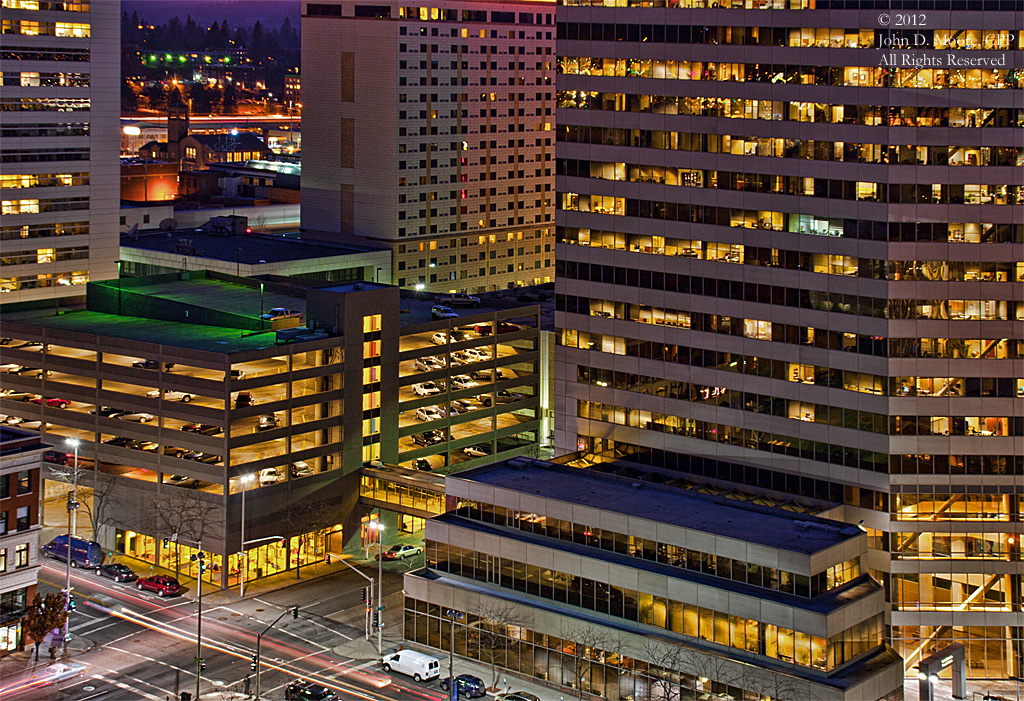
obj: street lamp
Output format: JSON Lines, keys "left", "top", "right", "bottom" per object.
{"left": 238, "top": 474, "right": 254, "bottom": 596}
{"left": 62, "top": 438, "right": 80, "bottom": 653}
{"left": 369, "top": 520, "right": 385, "bottom": 655}
{"left": 444, "top": 609, "right": 464, "bottom": 701}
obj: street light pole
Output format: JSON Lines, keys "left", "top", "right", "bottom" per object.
{"left": 192, "top": 545, "right": 205, "bottom": 701}
{"left": 374, "top": 521, "right": 385, "bottom": 656}
{"left": 444, "top": 609, "right": 463, "bottom": 701}
{"left": 238, "top": 474, "right": 254, "bottom": 596}
{"left": 62, "top": 438, "right": 80, "bottom": 653}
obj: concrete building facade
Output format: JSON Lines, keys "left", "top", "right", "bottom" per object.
{"left": 553, "top": 0, "right": 1024, "bottom": 679}
{"left": 0, "top": 272, "right": 541, "bottom": 588}
{"left": 405, "top": 458, "right": 904, "bottom": 701}
{"left": 0, "top": 0, "right": 120, "bottom": 301}
{"left": 300, "top": 0, "right": 556, "bottom": 293}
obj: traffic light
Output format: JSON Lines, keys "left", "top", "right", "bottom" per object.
{"left": 291, "top": 606, "right": 299, "bottom": 619}
{"left": 250, "top": 654, "right": 258, "bottom": 671}
{"left": 163, "top": 538, "right": 169, "bottom": 547}
{"left": 361, "top": 587, "right": 368, "bottom": 603}
{"left": 67, "top": 594, "right": 76, "bottom": 611}
{"left": 372, "top": 611, "right": 379, "bottom": 627}
{"left": 324, "top": 553, "right": 331, "bottom": 564}
{"left": 199, "top": 658, "right": 207, "bottom": 671}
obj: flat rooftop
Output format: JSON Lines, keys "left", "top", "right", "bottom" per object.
{"left": 1, "top": 307, "right": 285, "bottom": 355}
{"left": 454, "top": 459, "right": 862, "bottom": 555}
{"left": 399, "top": 288, "right": 549, "bottom": 326}
{"left": 122, "top": 230, "right": 387, "bottom": 264}
{"left": 119, "top": 276, "right": 306, "bottom": 317}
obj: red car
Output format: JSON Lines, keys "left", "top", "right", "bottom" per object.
{"left": 136, "top": 575, "right": 181, "bottom": 597}
{"left": 30, "top": 396, "right": 70, "bottom": 408}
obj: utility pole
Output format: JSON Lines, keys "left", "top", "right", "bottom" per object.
{"left": 325, "top": 552, "right": 374, "bottom": 644}
{"left": 62, "top": 437, "right": 80, "bottom": 656}
{"left": 165, "top": 533, "right": 205, "bottom": 700}
{"left": 255, "top": 606, "right": 298, "bottom": 700}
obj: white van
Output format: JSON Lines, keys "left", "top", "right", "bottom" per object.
{"left": 381, "top": 649, "right": 441, "bottom": 682}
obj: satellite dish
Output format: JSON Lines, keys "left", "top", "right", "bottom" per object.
{"left": 158, "top": 218, "right": 178, "bottom": 231}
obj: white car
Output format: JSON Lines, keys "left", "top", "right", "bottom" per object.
{"left": 430, "top": 332, "right": 449, "bottom": 345}
{"left": 115, "top": 410, "right": 154, "bottom": 422}
{"left": 0, "top": 364, "right": 24, "bottom": 374}
{"left": 463, "top": 444, "right": 492, "bottom": 457}
{"left": 146, "top": 389, "right": 194, "bottom": 402}
{"left": 259, "top": 467, "right": 280, "bottom": 486}
{"left": 450, "top": 375, "right": 479, "bottom": 391}
{"left": 414, "top": 356, "right": 444, "bottom": 371}
{"left": 460, "top": 347, "right": 489, "bottom": 361}
{"left": 412, "top": 382, "right": 443, "bottom": 397}
{"left": 415, "top": 406, "right": 445, "bottom": 422}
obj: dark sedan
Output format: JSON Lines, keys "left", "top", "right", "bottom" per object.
{"left": 96, "top": 563, "right": 138, "bottom": 583}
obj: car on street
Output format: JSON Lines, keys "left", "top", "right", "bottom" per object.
{"left": 412, "top": 430, "right": 445, "bottom": 446}
{"left": 381, "top": 649, "right": 441, "bottom": 682}
{"left": 415, "top": 356, "right": 445, "bottom": 371}
{"left": 136, "top": 575, "right": 181, "bottom": 597}
{"left": 114, "top": 410, "right": 154, "bottom": 422}
{"left": 259, "top": 467, "right": 281, "bottom": 486}
{"left": 95, "top": 563, "right": 138, "bottom": 583}
{"left": 495, "top": 693, "right": 541, "bottom": 701}
{"left": 412, "top": 381, "right": 443, "bottom": 397}
{"left": 415, "top": 406, "right": 445, "bottom": 422}
{"left": 450, "top": 375, "right": 478, "bottom": 391}
{"left": 28, "top": 394, "right": 69, "bottom": 408}
{"left": 180, "top": 423, "right": 222, "bottom": 435}
{"left": 146, "top": 389, "right": 193, "bottom": 402}
{"left": 285, "top": 679, "right": 338, "bottom": 701}
{"left": 381, "top": 543, "right": 424, "bottom": 560}
{"left": 430, "top": 332, "right": 450, "bottom": 345}
{"left": 431, "top": 305, "right": 458, "bottom": 320}
{"left": 440, "top": 674, "right": 487, "bottom": 698}
{"left": 477, "top": 390, "right": 523, "bottom": 407}
{"left": 463, "top": 444, "right": 492, "bottom": 457}
{"left": 257, "top": 414, "right": 279, "bottom": 430}
{"left": 132, "top": 359, "right": 174, "bottom": 370}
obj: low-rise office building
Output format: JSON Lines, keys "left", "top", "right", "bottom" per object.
{"left": 405, "top": 458, "right": 904, "bottom": 701}
{"left": 0, "top": 272, "right": 541, "bottom": 588}
{"left": 0, "top": 428, "right": 45, "bottom": 656}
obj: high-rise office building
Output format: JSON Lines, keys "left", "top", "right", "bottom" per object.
{"left": 301, "top": 0, "right": 556, "bottom": 293}
{"left": 0, "top": 0, "right": 120, "bottom": 301}
{"left": 554, "top": 0, "right": 1023, "bottom": 678}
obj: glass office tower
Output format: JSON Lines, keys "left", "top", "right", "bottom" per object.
{"left": 554, "top": 0, "right": 1023, "bottom": 678}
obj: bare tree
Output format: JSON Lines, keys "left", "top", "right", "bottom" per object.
{"left": 745, "top": 668, "right": 815, "bottom": 701}
{"left": 47, "top": 461, "right": 121, "bottom": 538}
{"left": 284, "top": 497, "right": 335, "bottom": 578}
{"left": 676, "top": 647, "right": 742, "bottom": 700}
{"left": 152, "top": 488, "right": 220, "bottom": 576}
{"left": 470, "top": 599, "right": 533, "bottom": 691}
{"left": 640, "top": 640, "right": 688, "bottom": 701}
{"left": 560, "top": 621, "right": 617, "bottom": 700}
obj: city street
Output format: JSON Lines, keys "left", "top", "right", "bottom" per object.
{"left": 6, "top": 557, "right": 446, "bottom": 701}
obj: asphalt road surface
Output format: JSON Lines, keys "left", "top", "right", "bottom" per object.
{"left": 15, "top": 558, "right": 450, "bottom": 701}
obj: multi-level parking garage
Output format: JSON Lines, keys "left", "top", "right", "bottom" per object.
{"left": 0, "top": 271, "right": 541, "bottom": 588}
